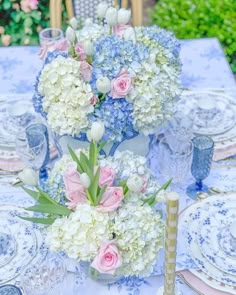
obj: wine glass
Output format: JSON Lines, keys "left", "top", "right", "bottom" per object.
{"left": 186, "top": 135, "right": 214, "bottom": 199}
{"left": 157, "top": 136, "right": 193, "bottom": 185}
{"left": 21, "top": 253, "right": 66, "bottom": 295}
{"left": 15, "top": 129, "right": 47, "bottom": 184}
{"left": 26, "top": 123, "right": 50, "bottom": 182}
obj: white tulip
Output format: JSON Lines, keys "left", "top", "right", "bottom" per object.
{"left": 80, "top": 173, "right": 91, "bottom": 188}
{"left": 123, "top": 27, "right": 136, "bottom": 43}
{"left": 18, "top": 168, "right": 38, "bottom": 187}
{"left": 105, "top": 7, "right": 118, "bottom": 27}
{"left": 69, "top": 17, "right": 78, "bottom": 30}
{"left": 83, "top": 39, "right": 94, "bottom": 55}
{"left": 96, "top": 76, "right": 111, "bottom": 93}
{"left": 86, "top": 130, "right": 92, "bottom": 142}
{"left": 66, "top": 27, "right": 76, "bottom": 43}
{"left": 90, "top": 121, "right": 105, "bottom": 142}
{"left": 127, "top": 175, "right": 143, "bottom": 193}
{"left": 118, "top": 8, "right": 131, "bottom": 25}
{"left": 84, "top": 18, "right": 93, "bottom": 26}
{"left": 97, "top": 2, "right": 108, "bottom": 18}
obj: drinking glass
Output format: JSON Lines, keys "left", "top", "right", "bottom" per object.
{"left": 15, "top": 129, "right": 47, "bottom": 180}
{"left": 186, "top": 135, "right": 214, "bottom": 199}
{"left": 157, "top": 136, "right": 193, "bottom": 185}
{"left": 39, "top": 28, "right": 64, "bottom": 47}
{"left": 21, "top": 253, "right": 66, "bottom": 295}
{"left": 26, "top": 123, "right": 50, "bottom": 181}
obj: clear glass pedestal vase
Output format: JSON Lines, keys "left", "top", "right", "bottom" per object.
{"left": 53, "top": 133, "right": 153, "bottom": 158}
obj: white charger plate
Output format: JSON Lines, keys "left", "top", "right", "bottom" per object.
{"left": 179, "top": 91, "right": 236, "bottom": 136}
{"left": 182, "top": 194, "right": 236, "bottom": 286}
{"left": 198, "top": 207, "right": 236, "bottom": 275}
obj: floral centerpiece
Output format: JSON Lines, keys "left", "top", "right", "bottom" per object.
{"left": 33, "top": 3, "right": 181, "bottom": 155}
{"left": 20, "top": 122, "right": 170, "bottom": 279}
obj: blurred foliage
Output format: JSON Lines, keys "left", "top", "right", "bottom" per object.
{"left": 151, "top": 0, "right": 236, "bottom": 73}
{"left": 0, "top": 0, "right": 67, "bottom": 46}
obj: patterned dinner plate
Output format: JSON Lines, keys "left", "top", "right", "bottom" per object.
{"left": 182, "top": 194, "right": 236, "bottom": 286}
{"left": 0, "top": 208, "right": 47, "bottom": 285}
{"left": 180, "top": 91, "right": 236, "bottom": 136}
{"left": 0, "top": 226, "right": 17, "bottom": 268}
{"left": 198, "top": 207, "right": 236, "bottom": 275}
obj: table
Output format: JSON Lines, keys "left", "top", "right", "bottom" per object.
{"left": 0, "top": 38, "right": 236, "bottom": 295}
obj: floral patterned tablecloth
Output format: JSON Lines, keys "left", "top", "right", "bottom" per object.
{"left": 0, "top": 38, "right": 236, "bottom": 294}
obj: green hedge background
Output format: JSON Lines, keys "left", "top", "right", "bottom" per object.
{"left": 151, "top": 0, "right": 236, "bottom": 73}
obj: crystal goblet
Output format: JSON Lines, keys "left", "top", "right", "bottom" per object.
{"left": 21, "top": 253, "right": 66, "bottom": 295}
{"left": 26, "top": 123, "right": 50, "bottom": 182}
{"left": 186, "top": 135, "right": 214, "bottom": 199}
{"left": 15, "top": 129, "right": 47, "bottom": 185}
{"left": 157, "top": 136, "right": 193, "bottom": 185}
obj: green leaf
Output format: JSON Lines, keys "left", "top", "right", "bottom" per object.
{"left": 80, "top": 152, "right": 93, "bottom": 178}
{"left": 25, "top": 204, "right": 71, "bottom": 216}
{"left": 89, "top": 167, "right": 100, "bottom": 204}
{"left": 67, "top": 145, "right": 83, "bottom": 173}
{"left": 22, "top": 187, "right": 41, "bottom": 202}
{"left": 98, "top": 141, "right": 106, "bottom": 152}
{"left": 19, "top": 216, "right": 55, "bottom": 225}
{"left": 36, "top": 186, "right": 58, "bottom": 205}
{"left": 156, "top": 179, "right": 172, "bottom": 194}
{"left": 96, "top": 185, "right": 107, "bottom": 205}
{"left": 143, "top": 194, "right": 156, "bottom": 207}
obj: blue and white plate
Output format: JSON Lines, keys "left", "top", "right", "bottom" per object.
{"left": 0, "top": 229, "right": 16, "bottom": 268}
{"left": 198, "top": 207, "right": 236, "bottom": 275}
{"left": 0, "top": 208, "right": 47, "bottom": 285}
{"left": 182, "top": 194, "right": 236, "bottom": 286}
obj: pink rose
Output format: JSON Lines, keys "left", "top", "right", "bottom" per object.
{"left": 141, "top": 177, "right": 147, "bottom": 193}
{"left": 96, "top": 187, "right": 124, "bottom": 212}
{"left": 113, "top": 24, "right": 131, "bottom": 38}
{"left": 110, "top": 69, "right": 132, "bottom": 99}
{"left": 63, "top": 166, "right": 87, "bottom": 205}
{"left": 91, "top": 241, "right": 122, "bottom": 275}
{"left": 1, "top": 35, "right": 11, "bottom": 46}
{"left": 80, "top": 61, "right": 92, "bottom": 82}
{"left": 75, "top": 43, "right": 86, "bottom": 61}
{"left": 99, "top": 166, "right": 115, "bottom": 187}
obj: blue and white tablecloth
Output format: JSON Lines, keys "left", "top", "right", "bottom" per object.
{"left": 0, "top": 38, "right": 236, "bottom": 295}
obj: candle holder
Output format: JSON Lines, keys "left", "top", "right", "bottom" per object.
{"left": 158, "top": 192, "right": 182, "bottom": 295}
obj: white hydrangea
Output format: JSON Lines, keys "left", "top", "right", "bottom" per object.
{"left": 111, "top": 202, "right": 165, "bottom": 276}
{"left": 128, "top": 60, "right": 181, "bottom": 135}
{"left": 99, "top": 151, "right": 161, "bottom": 197}
{"left": 46, "top": 203, "right": 111, "bottom": 261}
{"left": 76, "top": 24, "right": 107, "bottom": 43}
{"left": 38, "top": 56, "right": 94, "bottom": 135}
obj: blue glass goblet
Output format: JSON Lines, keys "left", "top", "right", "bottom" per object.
{"left": 186, "top": 135, "right": 214, "bottom": 199}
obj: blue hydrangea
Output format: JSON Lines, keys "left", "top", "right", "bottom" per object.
{"left": 89, "top": 96, "right": 138, "bottom": 143}
{"left": 44, "top": 173, "right": 66, "bottom": 204}
{"left": 92, "top": 35, "right": 148, "bottom": 85}
{"left": 137, "top": 26, "right": 181, "bottom": 64}
{"left": 32, "top": 51, "right": 68, "bottom": 117}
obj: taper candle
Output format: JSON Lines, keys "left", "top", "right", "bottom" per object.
{"left": 163, "top": 192, "right": 179, "bottom": 295}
